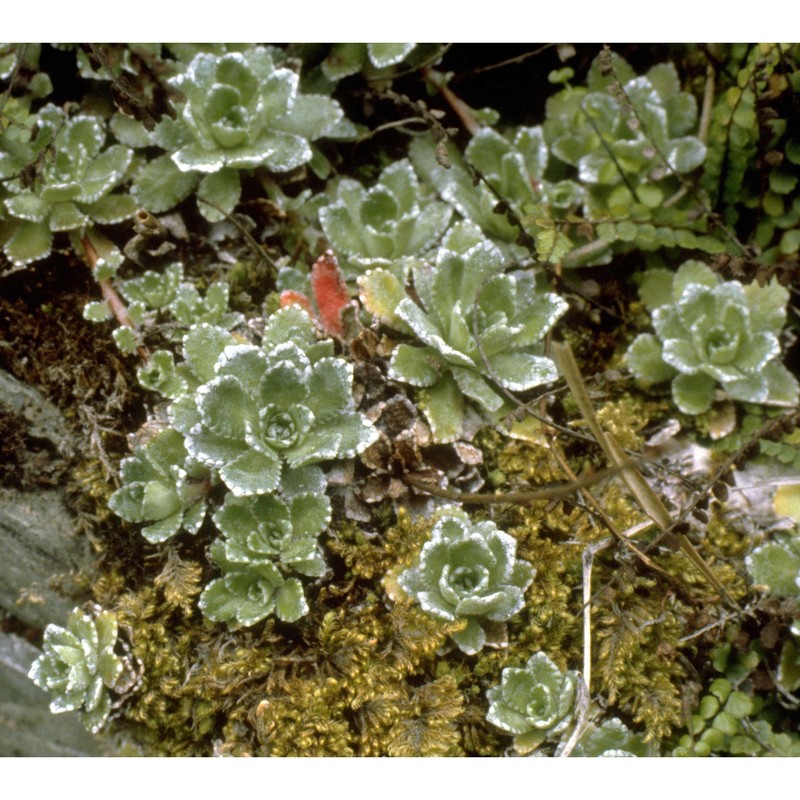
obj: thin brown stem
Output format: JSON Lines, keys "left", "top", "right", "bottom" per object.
{"left": 402, "top": 465, "right": 623, "bottom": 506}
{"left": 450, "top": 45, "right": 555, "bottom": 82}
{"left": 197, "top": 195, "right": 277, "bottom": 273}
{"left": 423, "top": 68, "right": 482, "bottom": 136}
{"left": 81, "top": 235, "right": 149, "bottom": 361}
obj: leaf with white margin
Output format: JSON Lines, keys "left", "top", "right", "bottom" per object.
{"left": 197, "top": 375, "right": 254, "bottom": 439}
{"left": 182, "top": 324, "right": 237, "bottom": 384}
{"left": 450, "top": 366, "right": 505, "bottom": 413}
{"left": 450, "top": 619, "right": 486, "bottom": 655}
{"left": 389, "top": 344, "right": 443, "bottom": 387}
{"left": 274, "top": 578, "right": 309, "bottom": 622}
{"left": 418, "top": 372, "right": 465, "bottom": 443}
{"left": 219, "top": 449, "right": 282, "bottom": 496}
{"left": 395, "top": 298, "right": 475, "bottom": 367}
{"left": 290, "top": 492, "right": 332, "bottom": 538}
{"left": 488, "top": 352, "right": 558, "bottom": 391}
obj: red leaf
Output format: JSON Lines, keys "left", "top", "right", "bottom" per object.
{"left": 279, "top": 290, "right": 315, "bottom": 317}
{"left": 311, "top": 250, "right": 350, "bottom": 336}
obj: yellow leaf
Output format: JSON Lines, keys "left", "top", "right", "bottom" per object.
{"left": 773, "top": 483, "right": 800, "bottom": 522}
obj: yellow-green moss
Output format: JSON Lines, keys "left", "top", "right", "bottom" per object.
{"left": 100, "top": 340, "right": 765, "bottom": 756}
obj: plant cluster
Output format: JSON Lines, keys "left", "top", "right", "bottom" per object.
{"left": 132, "top": 48, "right": 352, "bottom": 222}
{"left": 409, "top": 48, "right": 729, "bottom": 267}
{"left": 28, "top": 607, "right": 138, "bottom": 734}
{"left": 395, "top": 507, "right": 535, "bottom": 654}
{"left": 627, "top": 259, "right": 798, "bottom": 414}
{"left": 1, "top": 104, "right": 136, "bottom": 266}
{"left": 8, "top": 43, "right": 800, "bottom": 758}
{"left": 360, "top": 229, "right": 567, "bottom": 440}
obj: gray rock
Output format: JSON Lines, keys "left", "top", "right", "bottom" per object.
{"left": 0, "top": 487, "right": 94, "bottom": 629}
{"left": 0, "top": 630, "right": 102, "bottom": 756}
{"left": 0, "top": 367, "right": 94, "bottom": 627}
{"left": 0, "top": 368, "right": 72, "bottom": 455}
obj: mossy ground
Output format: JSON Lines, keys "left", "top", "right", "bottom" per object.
{"left": 2, "top": 43, "right": 799, "bottom": 757}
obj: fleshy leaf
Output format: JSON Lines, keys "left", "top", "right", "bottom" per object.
{"left": 389, "top": 344, "right": 442, "bottom": 387}
{"left": 419, "top": 374, "right": 465, "bottom": 443}
{"left": 198, "top": 168, "right": 241, "bottom": 221}
{"left": 3, "top": 219, "right": 53, "bottom": 265}
{"left": 132, "top": 154, "right": 199, "bottom": 213}
{"left": 672, "top": 372, "right": 716, "bottom": 414}
{"left": 746, "top": 539, "right": 800, "bottom": 597}
{"left": 358, "top": 268, "right": 410, "bottom": 330}
{"left": 367, "top": 43, "right": 415, "bottom": 69}
{"left": 220, "top": 449, "right": 281, "bottom": 496}
{"left": 274, "top": 579, "right": 309, "bottom": 622}
{"left": 626, "top": 333, "right": 676, "bottom": 384}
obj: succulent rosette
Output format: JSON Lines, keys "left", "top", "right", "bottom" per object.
{"left": 397, "top": 508, "right": 535, "bottom": 654}
{"left": 212, "top": 491, "right": 330, "bottom": 578}
{"left": 183, "top": 307, "right": 377, "bottom": 497}
{"left": 133, "top": 47, "right": 351, "bottom": 220}
{"left": 199, "top": 541, "right": 308, "bottom": 628}
{"left": 626, "top": 260, "right": 799, "bottom": 414}
{"left": 169, "top": 48, "right": 344, "bottom": 174}
{"left": 360, "top": 238, "right": 567, "bottom": 441}
{"left": 543, "top": 54, "right": 707, "bottom": 218}
{"left": 108, "top": 428, "right": 209, "bottom": 544}
{"left": 28, "top": 608, "right": 127, "bottom": 733}
{"left": 1, "top": 104, "right": 135, "bottom": 265}
{"left": 486, "top": 651, "right": 578, "bottom": 753}
{"left": 572, "top": 718, "right": 651, "bottom": 757}
{"left": 410, "top": 125, "right": 583, "bottom": 252}
{"left": 319, "top": 158, "right": 452, "bottom": 277}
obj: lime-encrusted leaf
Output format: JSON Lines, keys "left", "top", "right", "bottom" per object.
{"left": 627, "top": 260, "right": 798, "bottom": 412}
{"left": 28, "top": 607, "right": 132, "bottom": 734}
{"left": 220, "top": 449, "right": 281, "bottom": 497}
{"left": 486, "top": 652, "right": 578, "bottom": 754}
{"left": 131, "top": 153, "right": 199, "bottom": 213}
{"left": 419, "top": 374, "right": 465, "bottom": 443}
{"left": 389, "top": 344, "right": 442, "bottom": 387}
{"left": 395, "top": 511, "right": 534, "bottom": 654}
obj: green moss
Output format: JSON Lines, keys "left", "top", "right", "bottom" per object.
{"left": 593, "top": 577, "right": 687, "bottom": 741}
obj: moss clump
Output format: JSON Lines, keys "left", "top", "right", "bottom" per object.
{"left": 327, "top": 509, "right": 433, "bottom": 583}
{"left": 595, "top": 395, "right": 654, "bottom": 452}
{"left": 592, "top": 575, "right": 687, "bottom": 741}
{"left": 254, "top": 676, "right": 356, "bottom": 756}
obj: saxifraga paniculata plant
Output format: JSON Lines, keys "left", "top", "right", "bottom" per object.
{"left": 132, "top": 47, "right": 352, "bottom": 221}
{"left": 107, "top": 303, "right": 374, "bottom": 627}
{"left": 626, "top": 259, "right": 799, "bottom": 414}
{"left": 409, "top": 124, "right": 584, "bottom": 263}
{"left": 746, "top": 526, "right": 800, "bottom": 696}
{"left": 107, "top": 428, "right": 210, "bottom": 544}
{"left": 181, "top": 305, "right": 377, "bottom": 498}
{"left": 541, "top": 50, "right": 710, "bottom": 257}
{"left": 395, "top": 507, "right": 535, "bottom": 654}
{"left": 198, "top": 489, "right": 331, "bottom": 627}
{"left": 28, "top": 607, "right": 136, "bottom": 734}
{"left": 359, "top": 235, "right": 567, "bottom": 441}
{"left": 318, "top": 157, "right": 452, "bottom": 278}
{"left": 1, "top": 103, "right": 136, "bottom": 266}
{"left": 486, "top": 651, "right": 578, "bottom": 754}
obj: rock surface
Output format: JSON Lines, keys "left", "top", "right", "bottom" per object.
{"left": 0, "top": 630, "right": 102, "bottom": 756}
